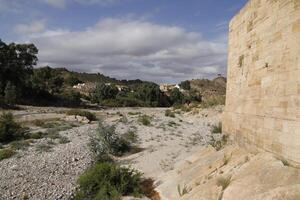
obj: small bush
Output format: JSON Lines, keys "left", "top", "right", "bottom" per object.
{"left": 138, "top": 115, "right": 151, "bottom": 126}
{"left": 0, "top": 112, "right": 25, "bottom": 143}
{"left": 119, "top": 115, "right": 128, "bottom": 124}
{"left": 0, "top": 148, "right": 15, "bottom": 161}
{"left": 122, "top": 130, "right": 139, "bottom": 144}
{"left": 29, "top": 132, "right": 43, "bottom": 139}
{"left": 90, "top": 122, "right": 132, "bottom": 161}
{"left": 211, "top": 123, "right": 222, "bottom": 134}
{"left": 165, "top": 110, "right": 175, "bottom": 118}
{"left": 10, "top": 140, "right": 31, "bottom": 150}
{"left": 36, "top": 143, "right": 53, "bottom": 153}
{"left": 32, "top": 119, "right": 46, "bottom": 127}
{"left": 74, "top": 162, "right": 143, "bottom": 200}
{"left": 66, "top": 109, "right": 97, "bottom": 122}
{"left": 59, "top": 136, "right": 70, "bottom": 144}
{"left": 210, "top": 135, "right": 228, "bottom": 151}
{"left": 128, "top": 112, "right": 141, "bottom": 116}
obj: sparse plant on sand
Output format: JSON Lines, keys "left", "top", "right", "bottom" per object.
{"left": 211, "top": 122, "right": 222, "bottom": 134}
{"left": 0, "top": 148, "right": 15, "bottom": 161}
{"left": 165, "top": 109, "right": 176, "bottom": 118}
{"left": 217, "top": 176, "right": 231, "bottom": 190}
{"left": 177, "top": 184, "right": 189, "bottom": 197}
{"left": 138, "top": 115, "right": 152, "bottom": 126}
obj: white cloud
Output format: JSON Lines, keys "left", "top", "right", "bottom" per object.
{"left": 29, "top": 18, "right": 227, "bottom": 83}
{"left": 14, "top": 20, "right": 46, "bottom": 34}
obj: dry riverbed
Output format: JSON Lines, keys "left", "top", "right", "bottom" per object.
{"left": 0, "top": 106, "right": 223, "bottom": 200}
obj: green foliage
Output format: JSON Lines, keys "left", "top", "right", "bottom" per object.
{"left": 90, "top": 122, "right": 132, "bottom": 161}
{"left": 135, "top": 82, "right": 170, "bottom": 107}
{"left": 66, "top": 109, "right": 97, "bottom": 122}
{"left": 165, "top": 109, "right": 175, "bottom": 118}
{"left": 4, "top": 82, "right": 17, "bottom": 105}
{"left": 138, "top": 115, "right": 151, "bottom": 126}
{"left": 65, "top": 75, "right": 82, "bottom": 86}
{"left": 91, "top": 83, "right": 119, "bottom": 103}
{"left": 0, "top": 40, "right": 38, "bottom": 96}
{"left": 0, "top": 148, "right": 15, "bottom": 161}
{"left": 59, "top": 90, "right": 82, "bottom": 106}
{"left": 128, "top": 112, "right": 141, "bottom": 116}
{"left": 179, "top": 80, "right": 191, "bottom": 90}
{"left": 74, "top": 162, "right": 143, "bottom": 200}
{"left": 10, "top": 140, "right": 31, "bottom": 150}
{"left": 0, "top": 112, "right": 25, "bottom": 143}
{"left": 211, "top": 123, "right": 222, "bottom": 134}
{"left": 170, "top": 88, "right": 184, "bottom": 104}
{"left": 30, "top": 66, "right": 64, "bottom": 95}
{"left": 122, "top": 130, "right": 139, "bottom": 144}
{"left": 28, "top": 131, "right": 43, "bottom": 139}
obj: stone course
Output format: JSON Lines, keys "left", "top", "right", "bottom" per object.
{"left": 223, "top": 0, "right": 300, "bottom": 164}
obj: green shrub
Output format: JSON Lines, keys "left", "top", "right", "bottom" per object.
{"left": 128, "top": 112, "right": 141, "bottom": 116}
{"left": 66, "top": 109, "right": 97, "bottom": 122}
{"left": 165, "top": 109, "right": 175, "bottom": 118}
{"left": 0, "top": 148, "right": 15, "bottom": 161}
{"left": 29, "top": 132, "right": 43, "bottom": 139}
{"left": 90, "top": 122, "right": 132, "bottom": 161}
{"left": 211, "top": 123, "right": 222, "bottom": 134}
{"left": 74, "top": 162, "right": 143, "bottom": 200}
{"left": 10, "top": 140, "right": 31, "bottom": 150}
{"left": 36, "top": 143, "right": 53, "bottom": 153}
{"left": 138, "top": 115, "right": 151, "bottom": 126}
{"left": 122, "top": 130, "right": 139, "bottom": 144}
{"left": 0, "top": 112, "right": 25, "bottom": 143}
{"left": 32, "top": 119, "right": 46, "bottom": 127}
{"left": 119, "top": 115, "right": 128, "bottom": 124}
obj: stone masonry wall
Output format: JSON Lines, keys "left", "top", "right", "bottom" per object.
{"left": 223, "top": 0, "right": 300, "bottom": 164}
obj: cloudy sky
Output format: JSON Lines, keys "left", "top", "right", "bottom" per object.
{"left": 0, "top": 0, "right": 247, "bottom": 83}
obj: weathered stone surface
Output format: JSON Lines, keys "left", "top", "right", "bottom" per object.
{"left": 156, "top": 146, "right": 300, "bottom": 200}
{"left": 223, "top": 0, "right": 300, "bottom": 164}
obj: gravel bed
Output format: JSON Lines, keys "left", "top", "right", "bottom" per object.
{"left": 0, "top": 124, "right": 97, "bottom": 200}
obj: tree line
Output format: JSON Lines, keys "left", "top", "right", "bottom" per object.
{"left": 0, "top": 39, "right": 199, "bottom": 108}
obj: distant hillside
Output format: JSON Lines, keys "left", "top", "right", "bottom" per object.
{"left": 189, "top": 76, "right": 226, "bottom": 100}
{"left": 48, "top": 67, "right": 145, "bottom": 86}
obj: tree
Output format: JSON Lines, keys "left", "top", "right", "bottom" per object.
{"left": 30, "top": 67, "right": 64, "bottom": 95}
{"left": 135, "top": 82, "right": 170, "bottom": 107}
{"left": 65, "top": 75, "right": 82, "bottom": 86}
{"left": 91, "top": 83, "right": 119, "bottom": 103}
{"left": 179, "top": 80, "right": 191, "bottom": 90}
{"left": 170, "top": 88, "right": 184, "bottom": 104}
{"left": 4, "top": 82, "right": 17, "bottom": 105}
{"left": 0, "top": 40, "right": 38, "bottom": 95}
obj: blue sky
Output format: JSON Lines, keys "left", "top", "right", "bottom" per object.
{"left": 0, "top": 0, "right": 248, "bottom": 83}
